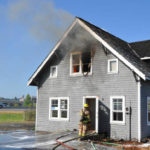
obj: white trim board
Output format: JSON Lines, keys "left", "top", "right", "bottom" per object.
{"left": 147, "top": 96, "right": 150, "bottom": 126}
{"left": 28, "top": 18, "right": 149, "bottom": 86}
{"left": 137, "top": 77, "right": 141, "bottom": 142}
{"left": 35, "top": 87, "right": 38, "bottom": 129}
{"left": 141, "top": 57, "right": 150, "bottom": 60}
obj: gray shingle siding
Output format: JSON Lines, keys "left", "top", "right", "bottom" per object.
{"left": 36, "top": 39, "right": 139, "bottom": 140}
{"left": 141, "top": 81, "right": 150, "bottom": 138}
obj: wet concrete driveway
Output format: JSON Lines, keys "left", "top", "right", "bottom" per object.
{"left": 0, "top": 130, "right": 118, "bottom": 150}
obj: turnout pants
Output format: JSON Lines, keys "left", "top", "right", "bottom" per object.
{"left": 78, "top": 122, "right": 87, "bottom": 136}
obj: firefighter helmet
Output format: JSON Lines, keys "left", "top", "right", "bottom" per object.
{"left": 84, "top": 104, "right": 89, "bottom": 107}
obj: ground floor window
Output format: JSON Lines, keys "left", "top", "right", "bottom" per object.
{"left": 110, "top": 96, "right": 125, "bottom": 124}
{"left": 49, "top": 97, "right": 69, "bottom": 120}
{"left": 147, "top": 97, "right": 150, "bottom": 125}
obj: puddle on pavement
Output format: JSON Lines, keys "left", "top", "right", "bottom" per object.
{"left": 0, "top": 130, "right": 57, "bottom": 149}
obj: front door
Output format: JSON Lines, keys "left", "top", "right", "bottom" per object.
{"left": 86, "top": 98, "right": 96, "bottom": 130}
{"left": 83, "top": 96, "right": 99, "bottom": 132}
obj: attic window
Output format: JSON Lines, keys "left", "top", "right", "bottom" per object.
{"left": 50, "top": 66, "right": 57, "bottom": 78}
{"left": 70, "top": 51, "right": 92, "bottom": 75}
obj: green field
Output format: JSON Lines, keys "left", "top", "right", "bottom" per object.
{"left": 0, "top": 113, "right": 24, "bottom": 123}
{"left": 0, "top": 110, "right": 35, "bottom": 123}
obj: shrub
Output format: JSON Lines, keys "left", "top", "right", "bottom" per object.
{"left": 14, "top": 103, "right": 19, "bottom": 107}
{"left": 28, "top": 103, "right": 33, "bottom": 108}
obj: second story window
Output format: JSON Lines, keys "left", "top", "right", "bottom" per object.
{"left": 108, "top": 59, "right": 118, "bottom": 74}
{"left": 50, "top": 66, "right": 57, "bottom": 78}
{"left": 72, "top": 53, "right": 81, "bottom": 74}
{"left": 70, "top": 51, "right": 92, "bottom": 75}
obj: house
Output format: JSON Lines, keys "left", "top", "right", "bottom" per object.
{"left": 28, "top": 17, "right": 150, "bottom": 142}
{"left": 19, "top": 96, "right": 25, "bottom": 102}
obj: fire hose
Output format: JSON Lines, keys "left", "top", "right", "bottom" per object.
{"left": 52, "top": 131, "right": 96, "bottom": 150}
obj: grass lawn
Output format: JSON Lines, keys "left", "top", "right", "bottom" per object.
{"left": 0, "top": 110, "right": 35, "bottom": 123}
{"left": 0, "top": 113, "right": 24, "bottom": 123}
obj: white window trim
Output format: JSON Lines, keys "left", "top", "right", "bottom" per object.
{"left": 49, "top": 97, "right": 69, "bottom": 121}
{"left": 110, "top": 96, "right": 125, "bottom": 125}
{"left": 50, "top": 66, "right": 58, "bottom": 78}
{"left": 147, "top": 96, "right": 150, "bottom": 126}
{"left": 107, "top": 59, "right": 118, "bottom": 74}
{"left": 70, "top": 51, "right": 92, "bottom": 76}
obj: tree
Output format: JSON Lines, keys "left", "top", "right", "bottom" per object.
{"left": 23, "top": 94, "right": 32, "bottom": 107}
{"left": 14, "top": 97, "right": 18, "bottom": 101}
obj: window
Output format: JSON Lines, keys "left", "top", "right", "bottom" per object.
{"left": 108, "top": 59, "right": 118, "bottom": 74}
{"left": 50, "top": 66, "right": 57, "bottom": 78}
{"left": 49, "top": 97, "right": 69, "bottom": 120}
{"left": 147, "top": 97, "right": 150, "bottom": 125}
{"left": 72, "top": 53, "right": 81, "bottom": 74}
{"left": 70, "top": 52, "right": 92, "bottom": 75}
{"left": 110, "top": 96, "right": 125, "bottom": 124}
{"left": 82, "top": 52, "right": 91, "bottom": 73}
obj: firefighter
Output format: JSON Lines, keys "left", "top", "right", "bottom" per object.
{"left": 79, "top": 104, "right": 91, "bottom": 136}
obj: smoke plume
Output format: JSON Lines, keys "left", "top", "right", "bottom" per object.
{"left": 7, "top": 0, "right": 74, "bottom": 43}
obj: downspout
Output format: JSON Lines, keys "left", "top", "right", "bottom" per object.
{"left": 137, "top": 76, "right": 141, "bottom": 142}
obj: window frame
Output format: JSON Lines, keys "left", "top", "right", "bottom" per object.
{"left": 147, "top": 96, "right": 150, "bottom": 125}
{"left": 110, "top": 96, "right": 125, "bottom": 125}
{"left": 49, "top": 97, "right": 69, "bottom": 121}
{"left": 70, "top": 52, "right": 82, "bottom": 76}
{"left": 50, "top": 66, "right": 58, "bottom": 78}
{"left": 107, "top": 59, "right": 118, "bottom": 74}
{"left": 70, "top": 51, "right": 92, "bottom": 76}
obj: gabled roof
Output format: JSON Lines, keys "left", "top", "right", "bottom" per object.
{"left": 28, "top": 17, "right": 150, "bottom": 86}
{"left": 130, "top": 40, "right": 150, "bottom": 58}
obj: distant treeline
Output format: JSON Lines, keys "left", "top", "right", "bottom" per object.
{"left": 0, "top": 94, "right": 36, "bottom": 108}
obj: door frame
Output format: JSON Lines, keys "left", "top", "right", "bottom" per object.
{"left": 83, "top": 96, "right": 99, "bottom": 133}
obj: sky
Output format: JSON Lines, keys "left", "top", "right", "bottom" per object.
{"left": 0, "top": 0, "right": 150, "bottom": 98}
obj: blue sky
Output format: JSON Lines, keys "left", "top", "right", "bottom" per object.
{"left": 0, "top": 0, "right": 150, "bottom": 98}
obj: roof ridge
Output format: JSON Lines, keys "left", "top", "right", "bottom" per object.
{"left": 130, "top": 39, "right": 150, "bottom": 44}
{"left": 77, "top": 17, "right": 128, "bottom": 44}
